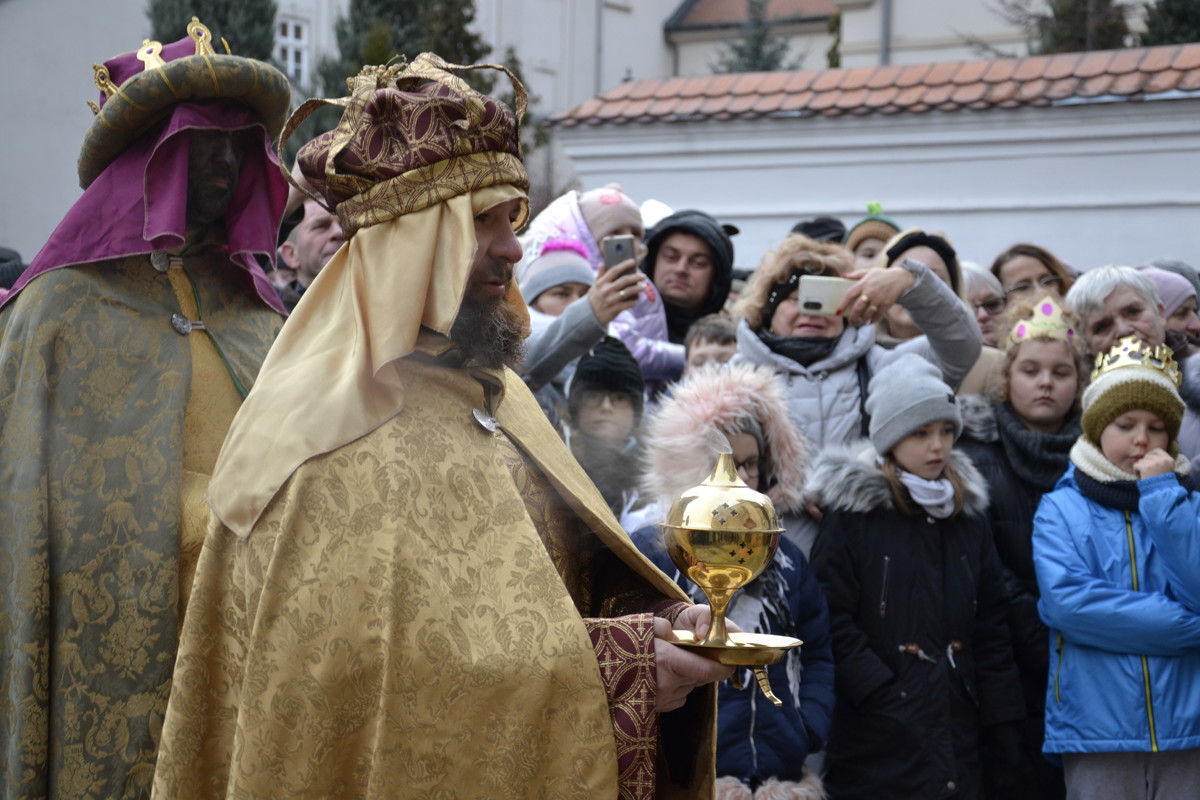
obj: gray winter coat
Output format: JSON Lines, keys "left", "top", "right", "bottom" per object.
{"left": 736, "top": 261, "right": 980, "bottom": 453}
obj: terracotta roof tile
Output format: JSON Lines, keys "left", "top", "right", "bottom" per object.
{"left": 756, "top": 71, "right": 792, "bottom": 94}
{"left": 1043, "top": 53, "right": 1082, "bottom": 81}
{"left": 1145, "top": 68, "right": 1183, "bottom": 94}
{"left": 950, "top": 82, "right": 988, "bottom": 105}
{"left": 951, "top": 59, "right": 989, "bottom": 85}
{"left": 1173, "top": 46, "right": 1200, "bottom": 71}
{"left": 895, "top": 63, "right": 931, "bottom": 87}
{"left": 550, "top": 43, "right": 1200, "bottom": 127}
{"left": 1109, "top": 71, "right": 1149, "bottom": 96}
{"left": 752, "top": 91, "right": 788, "bottom": 113}
{"left": 1044, "top": 77, "right": 1082, "bottom": 100}
{"left": 731, "top": 73, "right": 766, "bottom": 95}
{"left": 1013, "top": 54, "right": 1051, "bottom": 81}
{"left": 779, "top": 90, "right": 814, "bottom": 112}
{"left": 784, "top": 70, "right": 818, "bottom": 92}
{"left": 1078, "top": 74, "right": 1115, "bottom": 97}
{"left": 982, "top": 58, "right": 1018, "bottom": 83}
{"left": 1107, "top": 49, "right": 1144, "bottom": 75}
{"left": 866, "top": 64, "right": 903, "bottom": 89}
{"left": 893, "top": 85, "right": 926, "bottom": 107}
{"left": 1179, "top": 69, "right": 1200, "bottom": 91}
{"left": 840, "top": 66, "right": 876, "bottom": 91}
{"left": 985, "top": 80, "right": 1019, "bottom": 104}
{"left": 810, "top": 69, "right": 844, "bottom": 92}
{"left": 1140, "top": 45, "right": 1178, "bottom": 73}
{"left": 864, "top": 86, "right": 900, "bottom": 106}
{"left": 652, "top": 76, "right": 692, "bottom": 99}
{"left": 924, "top": 61, "right": 961, "bottom": 86}
{"left": 1076, "top": 51, "right": 1115, "bottom": 79}
{"left": 922, "top": 83, "right": 956, "bottom": 106}
{"left": 835, "top": 87, "right": 870, "bottom": 109}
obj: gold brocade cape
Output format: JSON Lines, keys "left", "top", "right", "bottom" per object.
{"left": 0, "top": 255, "right": 282, "bottom": 799}
{"left": 151, "top": 338, "right": 717, "bottom": 799}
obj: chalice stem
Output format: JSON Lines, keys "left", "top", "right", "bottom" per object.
{"left": 699, "top": 588, "right": 735, "bottom": 646}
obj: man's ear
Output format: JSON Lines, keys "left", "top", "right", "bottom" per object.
{"left": 279, "top": 241, "right": 300, "bottom": 270}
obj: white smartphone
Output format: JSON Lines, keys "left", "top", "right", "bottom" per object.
{"left": 797, "top": 275, "right": 855, "bottom": 316}
{"left": 601, "top": 234, "right": 638, "bottom": 271}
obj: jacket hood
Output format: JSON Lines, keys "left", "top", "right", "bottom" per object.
{"left": 958, "top": 393, "right": 999, "bottom": 443}
{"left": 641, "top": 361, "right": 808, "bottom": 513}
{"left": 642, "top": 209, "right": 734, "bottom": 318}
{"left": 804, "top": 441, "right": 989, "bottom": 517}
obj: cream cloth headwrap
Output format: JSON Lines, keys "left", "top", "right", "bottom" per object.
{"left": 208, "top": 184, "right": 529, "bottom": 537}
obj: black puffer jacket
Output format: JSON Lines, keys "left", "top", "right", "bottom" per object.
{"left": 806, "top": 443, "right": 1024, "bottom": 800}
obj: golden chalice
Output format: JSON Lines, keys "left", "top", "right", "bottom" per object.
{"left": 661, "top": 451, "right": 803, "bottom": 706}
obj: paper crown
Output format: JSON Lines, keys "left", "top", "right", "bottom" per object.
{"left": 282, "top": 53, "right": 529, "bottom": 237}
{"left": 1090, "top": 336, "right": 1182, "bottom": 388}
{"left": 78, "top": 16, "right": 291, "bottom": 188}
{"left": 1007, "top": 295, "right": 1076, "bottom": 348}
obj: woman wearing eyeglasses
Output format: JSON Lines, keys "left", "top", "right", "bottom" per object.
{"left": 990, "top": 243, "right": 1075, "bottom": 302}
{"left": 963, "top": 263, "right": 1007, "bottom": 348}
{"left": 630, "top": 361, "right": 835, "bottom": 800}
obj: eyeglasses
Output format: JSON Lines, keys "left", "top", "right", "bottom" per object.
{"left": 973, "top": 296, "right": 1006, "bottom": 316}
{"left": 579, "top": 390, "right": 635, "bottom": 408}
{"left": 733, "top": 456, "right": 762, "bottom": 480}
{"left": 1004, "top": 274, "right": 1064, "bottom": 298}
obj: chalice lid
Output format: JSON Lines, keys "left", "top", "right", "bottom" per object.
{"left": 662, "top": 451, "right": 782, "bottom": 534}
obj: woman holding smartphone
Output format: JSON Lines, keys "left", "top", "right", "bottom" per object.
{"left": 733, "top": 234, "right": 980, "bottom": 556}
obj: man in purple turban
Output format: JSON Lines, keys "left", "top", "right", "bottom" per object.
{"left": 0, "top": 18, "right": 291, "bottom": 798}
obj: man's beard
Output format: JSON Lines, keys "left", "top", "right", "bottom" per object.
{"left": 450, "top": 290, "right": 526, "bottom": 370}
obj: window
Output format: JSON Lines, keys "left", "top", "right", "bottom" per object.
{"left": 276, "top": 17, "right": 308, "bottom": 85}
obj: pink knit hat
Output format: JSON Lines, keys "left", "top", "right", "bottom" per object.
{"left": 577, "top": 184, "right": 644, "bottom": 242}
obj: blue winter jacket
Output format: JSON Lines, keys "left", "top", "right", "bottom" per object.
{"left": 1033, "top": 466, "right": 1200, "bottom": 755}
{"left": 630, "top": 525, "right": 835, "bottom": 786}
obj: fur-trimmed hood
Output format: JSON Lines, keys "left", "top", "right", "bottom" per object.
{"left": 642, "top": 362, "right": 808, "bottom": 513}
{"left": 804, "top": 440, "right": 989, "bottom": 517}
{"left": 957, "top": 393, "right": 998, "bottom": 443}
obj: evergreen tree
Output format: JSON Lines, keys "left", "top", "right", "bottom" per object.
{"left": 994, "top": 0, "right": 1132, "bottom": 54}
{"left": 1142, "top": 0, "right": 1200, "bottom": 45}
{"left": 147, "top": 0, "right": 278, "bottom": 62}
{"left": 712, "top": 0, "right": 798, "bottom": 73}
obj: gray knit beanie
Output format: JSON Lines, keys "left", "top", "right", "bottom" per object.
{"left": 866, "top": 353, "right": 961, "bottom": 455}
{"left": 519, "top": 241, "right": 595, "bottom": 303}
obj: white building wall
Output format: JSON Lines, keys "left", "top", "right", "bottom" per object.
{"left": 672, "top": 27, "right": 837, "bottom": 75}
{"left": 835, "top": 0, "right": 1031, "bottom": 67}
{"left": 555, "top": 99, "right": 1200, "bottom": 272}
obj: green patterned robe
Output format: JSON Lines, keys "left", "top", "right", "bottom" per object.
{"left": 0, "top": 253, "right": 282, "bottom": 799}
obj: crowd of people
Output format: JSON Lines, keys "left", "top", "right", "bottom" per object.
{"left": 1, "top": 20, "right": 1198, "bottom": 800}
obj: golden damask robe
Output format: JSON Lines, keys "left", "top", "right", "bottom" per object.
{"left": 0, "top": 254, "right": 283, "bottom": 799}
{"left": 152, "top": 338, "right": 716, "bottom": 799}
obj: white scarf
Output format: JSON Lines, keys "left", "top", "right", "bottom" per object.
{"left": 896, "top": 467, "right": 957, "bottom": 519}
{"left": 1069, "top": 437, "right": 1192, "bottom": 484}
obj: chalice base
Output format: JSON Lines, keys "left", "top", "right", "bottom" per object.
{"left": 668, "top": 630, "right": 802, "bottom": 666}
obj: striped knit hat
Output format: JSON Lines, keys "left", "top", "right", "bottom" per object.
{"left": 1081, "top": 336, "right": 1184, "bottom": 451}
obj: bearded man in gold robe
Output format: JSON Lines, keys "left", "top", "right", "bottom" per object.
{"left": 150, "top": 55, "right": 726, "bottom": 800}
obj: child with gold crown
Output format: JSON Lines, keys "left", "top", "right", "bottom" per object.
{"left": 958, "top": 295, "right": 1089, "bottom": 798}
{"left": 1033, "top": 335, "right": 1200, "bottom": 799}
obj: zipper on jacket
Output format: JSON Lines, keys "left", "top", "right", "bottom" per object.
{"left": 1125, "top": 510, "right": 1160, "bottom": 752}
{"left": 1054, "top": 634, "right": 1064, "bottom": 703}
{"left": 879, "top": 555, "right": 891, "bottom": 618}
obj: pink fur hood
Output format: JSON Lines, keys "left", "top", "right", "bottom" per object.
{"left": 641, "top": 362, "right": 808, "bottom": 514}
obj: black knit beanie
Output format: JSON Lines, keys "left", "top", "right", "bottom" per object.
{"left": 569, "top": 337, "right": 646, "bottom": 423}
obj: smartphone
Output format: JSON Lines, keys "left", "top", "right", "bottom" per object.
{"left": 602, "top": 234, "right": 638, "bottom": 271}
{"left": 797, "top": 275, "right": 855, "bottom": 316}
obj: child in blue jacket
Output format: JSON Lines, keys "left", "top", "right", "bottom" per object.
{"left": 1033, "top": 336, "right": 1200, "bottom": 799}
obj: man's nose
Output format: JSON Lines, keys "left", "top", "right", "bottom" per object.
{"left": 493, "top": 225, "right": 522, "bottom": 264}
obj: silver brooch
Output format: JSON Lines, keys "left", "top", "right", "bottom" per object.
{"left": 472, "top": 408, "right": 499, "bottom": 433}
{"left": 170, "top": 313, "right": 206, "bottom": 335}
